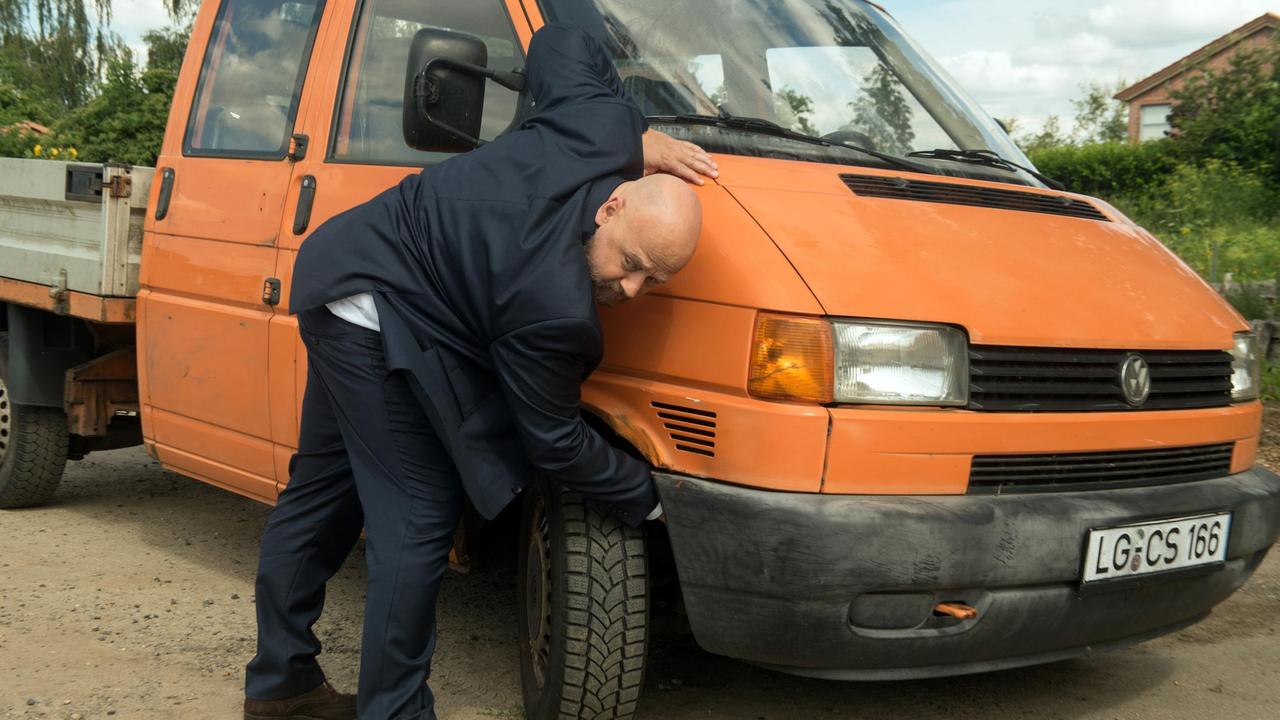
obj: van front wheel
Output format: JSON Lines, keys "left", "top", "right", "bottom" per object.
{"left": 517, "top": 481, "right": 649, "bottom": 720}
{"left": 0, "top": 333, "right": 69, "bottom": 508}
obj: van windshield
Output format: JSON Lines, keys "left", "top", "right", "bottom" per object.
{"left": 538, "top": 0, "right": 1037, "bottom": 184}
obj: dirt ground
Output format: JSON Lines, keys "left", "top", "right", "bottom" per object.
{"left": 3, "top": 416, "right": 1280, "bottom": 720}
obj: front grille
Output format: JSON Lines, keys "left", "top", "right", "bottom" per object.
{"left": 840, "top": 173, "right": 1110, "bottom": 221}
{"left": 651, "top": 401, "right": 716, "bottom": 457}
{"left": 968, "top": 345, "right": 1233, "bottom": 412}
{"left": 969, "top": 443, "right": 1234, "bottom": 494}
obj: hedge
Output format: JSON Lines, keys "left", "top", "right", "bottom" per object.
{"left": 1027, "top": 140, "right": 1181, "bottom": 198}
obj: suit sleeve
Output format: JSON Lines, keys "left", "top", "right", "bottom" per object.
{"left": 521, "top": 23, "right": 647, "bottom": 198}
{"left": 490, "top": 317, "right": 658, "bottom": 526}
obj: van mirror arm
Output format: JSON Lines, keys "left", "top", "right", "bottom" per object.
{"left": 413, "top": 57, "right": 526, "bottom": 147}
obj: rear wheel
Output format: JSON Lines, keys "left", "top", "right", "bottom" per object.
{"left": 0, "top": 333, "right": 69, "bottom": 508}
{"left": 518, "top": 481, "right": 649, "bottom": 720}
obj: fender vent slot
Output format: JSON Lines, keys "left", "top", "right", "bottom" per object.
{"left": 841, "top": 173, "right": 1110, "bottom": 221}
{"left": 652, "top": 401, "right": 716, "bottom": 458}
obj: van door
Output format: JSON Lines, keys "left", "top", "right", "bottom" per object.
{"left": 267, "top": 0, "right": 530, "bottom": 491}
{"left": 138, "top": 0, "right": 328, "bottom": 502}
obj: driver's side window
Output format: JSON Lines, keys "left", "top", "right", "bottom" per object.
{"left": 330, "top": 0, "right": 523, "bottom": 166}
{"left": 184, "top": 0, "right": 325, "bottom": 157}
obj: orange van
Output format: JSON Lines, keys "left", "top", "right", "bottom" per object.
{"left": 2, "top": 0, "right": 1278, "bottom": 717}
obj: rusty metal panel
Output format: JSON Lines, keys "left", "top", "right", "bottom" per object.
{"left": 64, "top": 347, "right": 139, "bottom": 437}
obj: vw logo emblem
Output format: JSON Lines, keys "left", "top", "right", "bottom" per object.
{"left": 1120, "top": 354, "right": 1151, "bottom": 406}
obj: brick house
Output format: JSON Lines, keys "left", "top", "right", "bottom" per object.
{"left": 1114, "top": 12, "right": 1278, "bottom": 143}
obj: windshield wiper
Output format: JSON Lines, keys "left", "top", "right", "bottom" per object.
{"left": 647, "top": 112, "right": 939, "bottom": 177}
{"left": 906, "top": 148, "right": 1067, "bottom": 191}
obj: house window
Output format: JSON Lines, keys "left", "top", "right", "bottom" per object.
{"left": 1139, "top": 104, "right": 1172, "bottom": 142}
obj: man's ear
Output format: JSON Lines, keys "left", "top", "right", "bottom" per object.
{"left": 595, "top": 195, "right": 624, "bottom": 226}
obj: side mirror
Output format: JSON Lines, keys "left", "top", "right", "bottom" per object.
{"left": 403, "top": 29, "right": 488, "bottom": 153}
{"left": 402, "top": 29, "right": 527, "bottom": 153}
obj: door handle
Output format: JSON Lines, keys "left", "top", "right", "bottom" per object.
{"left": 292, "top": 175, "right": 317, "bottom": 235}
{"left": 154, "top": 167, "right": 175, "bottom": 220}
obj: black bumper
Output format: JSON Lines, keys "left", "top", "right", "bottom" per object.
{"left": 655, "top": 467, "right": 1280, "bottom": 680}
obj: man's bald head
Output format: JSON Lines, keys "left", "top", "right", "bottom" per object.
{"left": 586, "top": 175, "right": 703, "bottom": 306}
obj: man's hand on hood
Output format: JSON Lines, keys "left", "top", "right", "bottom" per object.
{"left": 642, "top": 130, "right": 719, "bottom": 186}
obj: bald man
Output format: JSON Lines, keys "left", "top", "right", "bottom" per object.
{"left": 588, "top": 174, "right": 702, "bottom": 306}
{"left": 244, "top": 23, "right": 711, "bottom": 720}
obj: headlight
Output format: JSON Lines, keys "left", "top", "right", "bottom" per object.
{"left": 1231, "top": 332, "right": 1261, "bottom": 402}
{"left": 832, "top": 321, "right": 968, "bottom": 405}
{"left": 748, "top": 314, "right": 968, "bottom": 406}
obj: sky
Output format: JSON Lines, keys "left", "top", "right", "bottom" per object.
{"left": 111, "top": 0, "right": 1278, "bottom": 136}
{"left": 886, "top": 0, "right": 1278, "bottom": 134}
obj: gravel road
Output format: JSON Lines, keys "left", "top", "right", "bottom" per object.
{"left": 3, "top": 415, "right": 1279, "bottom": 719}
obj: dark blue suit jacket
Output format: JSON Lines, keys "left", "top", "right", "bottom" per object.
{"left": 289, "top": 24, "right": 657, "bottom": 525}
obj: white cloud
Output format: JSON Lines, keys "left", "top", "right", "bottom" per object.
{"left": 111, "top": 0, "right": 181, "bottom": 45}
{"left": 934, "top": 49, "right": 1075, "bottom": 134}
{"left": 896, "top": 0, "right": 1278, "bottom": 136}
{"left": 940, "top": 50, "right": 1073, "bottom": 99}
{"left": 1087, "top": 0, "right": 1276, "bottom": 47}
{"left": 1015, "top": 32, "right": 1128, "bottom": 67}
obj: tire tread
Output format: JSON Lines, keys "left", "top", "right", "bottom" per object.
{"left": 0, "top": 334, "right": 68, "bottom": 509}
{"left": 554, "top": 492, "right": 647, "bottom": 719}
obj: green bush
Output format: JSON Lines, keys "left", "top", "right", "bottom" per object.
{"left": 1109, "top": 160, "right": 1280, "bottom": 282}
{"left": 0, "top": 123, "right": 39, "bottom": 158}
{"left": 51, "top": 55, "right": 177, "bottom": 166}
{"left": 1027, "top": 140, "right": 1180, "bottom": 197}
{"left": 1222, "top": 284, "right": 1276, "bottom": 320}
{"left": 1262, "top": 360, "right": 1280, "bottom": 401}
{"left": 1145, "top": 220, "right": 1280, "bottom": 284}
{"left": 1212, "top": 222, "right": 1280, "bottom": 283}
{"left": 0, "top": 26, "right": 187, "bottom": 166}
{"left": 44, "top": 28, "right": 187, "bottom": 167}
{"left": 1125, "top": 159, "right": 1276, "bottom": 230}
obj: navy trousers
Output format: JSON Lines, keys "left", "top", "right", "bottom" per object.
{"left": 245, "top": 307, "right": 464, "bottom": 720}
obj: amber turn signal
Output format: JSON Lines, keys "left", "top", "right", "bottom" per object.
{"left": 748, "top": 313, "right": 834, "bottom": 403}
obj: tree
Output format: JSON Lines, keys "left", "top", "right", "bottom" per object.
{"left": 1071, "top": 80, "right": 1128, "bottom": 145}
{"left": 846, "top": 63, "right": 914, "bottom": 154}
{"left": 1169, "top": 35, "right": 1280, "bottom": 180}
{"left": 0, "top": 0, "right": 193, "bottom": 162}
{"left": 0, "top": 0, "right": 114, "bottom": 116}
{"left": 142, "top": 24, "right": 190, "bottom": 75}
{"left": 0, "top": 0, "right": 192, "bottom": 121}
{"left": 52, "top": 24, "right": 190, "bottom": 165}
{"left": 773, "top": 87, "right": 817, "bottom": 135}
{"left": 1007, "top": 82, "right": 1126, "bottom": 153}
{"left": 1015, "top": 115, "right": 1069, "bottom": 153}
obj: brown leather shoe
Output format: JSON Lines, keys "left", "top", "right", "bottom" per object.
{"left": 244, "top": 681, "right": 357, "bottom": 720}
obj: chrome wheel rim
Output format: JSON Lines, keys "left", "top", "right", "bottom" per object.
{"left": 0, "top": 372, "right": 10, "bottom": 465}
{"left": 525, "top": 495, "right": 552, "bottom": 689}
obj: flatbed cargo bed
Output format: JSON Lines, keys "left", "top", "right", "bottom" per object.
{"left": 0, "top": 158, "right": 153, "bottom": 322}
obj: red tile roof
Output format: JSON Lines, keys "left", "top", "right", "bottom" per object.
{"left": 1114, "top": 13, "right": 1279, "bottom": 102}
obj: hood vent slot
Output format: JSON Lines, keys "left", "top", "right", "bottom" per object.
{"left": 840, "top": 174, "right": 1110, "bottom": 221}
{"left": 652, "top": 401, "right": 716, "bottom": 458}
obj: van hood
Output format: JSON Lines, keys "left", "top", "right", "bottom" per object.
{"left": 717, "top": 157, "right": 1244, "bottom": 349}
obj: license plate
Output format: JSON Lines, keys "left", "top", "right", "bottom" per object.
{"left": 1082, "top": 512, "right": 1231, "bottom": 584}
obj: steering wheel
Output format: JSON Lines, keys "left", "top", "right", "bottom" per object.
{"left": 822, "top": 129, "right": 878, "bottom": 150}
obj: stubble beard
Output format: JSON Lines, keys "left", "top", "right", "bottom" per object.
{"left": 584, "top": 234, "right": 626, "bottom": 307}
